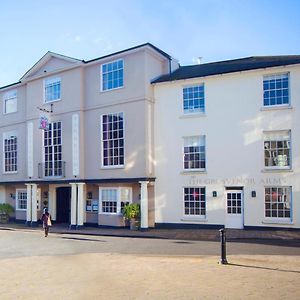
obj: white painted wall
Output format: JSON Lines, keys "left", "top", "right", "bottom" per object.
{"left": 154, "top": 65, "right": 300, "bottom": 228}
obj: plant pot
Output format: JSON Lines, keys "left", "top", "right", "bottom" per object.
{"left": 0, "top": 213, "right": 9, "bottom": 224}
{"left": 130, "top": 218, "right": 140, "bottom": 231}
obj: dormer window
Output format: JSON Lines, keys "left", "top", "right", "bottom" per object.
{"left": 44, "top": 77, "right": 61, "bottom": 102}
{"left": 3, "top": 90, "right": 17, "bottom": 114}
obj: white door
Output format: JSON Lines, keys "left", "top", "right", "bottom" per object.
{"left": 225, "top": 190, "right": 244, "bottom": 229}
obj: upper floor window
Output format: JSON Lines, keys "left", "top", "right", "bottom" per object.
{"left": 101, "top": 59, "right": 124, "bottom": 91}
{"left": 183, "top": 136, "right": 206, "bottom": 170}
{"left": 16, "top": 189, "right": 27, "bottom": 210}
{"left": 264, "top": 131, "right": 291, "bottom": 169}
{"left": 101, "top": 112, "right": 124, "bottom": 167}
{"left": 263, "top": 73, "right": 289, "bottom": 106}
{"left": 265, "top": 187, "right": 291, "bottom": 219}
{"left": 3, "top": 90, "right": 17, "bottom": 114}
{"left": 44, "top": 77, "right": 61, "bottom": 102}
{"left": 3, "top": 133, "right": 17, "bottom": 173}
{"left": 183, "top": 85, "right": 205, "bottom": 114}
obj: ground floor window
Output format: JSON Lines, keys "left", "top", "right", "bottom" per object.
{"left": 265, "top": 186, "right": 291, "bottom": 219}
{"left": 16, "top": 189, "right": 27, "bottom": 210}
{"left": 184, "top": 187, "right": 206, "bottom": 216}
{"left": 99, "top": 187, "right": 132, "bottom": 214}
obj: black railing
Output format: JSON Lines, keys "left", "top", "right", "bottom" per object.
{"left": 38, "top": 161, "right": 66, "bottom": 178}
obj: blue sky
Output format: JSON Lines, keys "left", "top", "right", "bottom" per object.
{"left": 0, "top": 0, "right": 299, "bottom": 86}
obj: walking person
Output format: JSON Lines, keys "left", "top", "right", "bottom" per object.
{"left": 41, "top": 208, "right": 52, "bottom": 237}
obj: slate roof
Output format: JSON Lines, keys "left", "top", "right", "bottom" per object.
{"left": 152, "top": 55, "right": 300, "bottom": 83}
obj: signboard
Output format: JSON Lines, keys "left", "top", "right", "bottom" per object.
{"left": 39, "top": 115, "right": 49, "bottom": 130}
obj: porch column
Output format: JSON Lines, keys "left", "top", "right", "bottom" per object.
{"left": 70, "top": 183, "right": 77, "bottom": 229}
{"left": 139, "top": 181, "right": 149, "bottom": 230}
{"left": 48, "top": 185, "right": 57, "bottom": 221}
{"left": 77, "top": 183, "right": 85, "bottom": 228}
{"left": 0, "top": 186, "right": 5, "bottom": 204}
{"left": 31, "top": 184, "right": 38, "bottom": 226}
{"left": 25, "top": 184, "right": 32, "bottom": 226}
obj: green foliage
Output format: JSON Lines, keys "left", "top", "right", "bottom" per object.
{"left": 0, "top": 203, "right": 15, "bottom": 216}
{"left": 122, "top": 203, "right": 140, "bottom": 220}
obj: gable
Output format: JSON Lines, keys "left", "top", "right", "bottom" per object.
{"left": 21, "top": 52, "right": 83, "bottom": 81}
{"left": 29, "top": 57, "right": 78, "bottom": 77}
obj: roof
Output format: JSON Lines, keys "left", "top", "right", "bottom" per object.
{"left": 84, "top": 42, "right": 171, "bottom": 63}
{"left": 152, "top": 55, "right": 300, "bottom": 83}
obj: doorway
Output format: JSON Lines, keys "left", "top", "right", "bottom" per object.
{"left": 56, "top": 187, "right": 71, "bottom": 223}
{"left": 225, "top": 189, "right": 244, "bottom": 229}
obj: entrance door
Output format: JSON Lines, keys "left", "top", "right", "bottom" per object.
{"left": 56, "top": 187, "right": 71, "bottom": 223}
{"left": 225, "top": 190, "right": 244, "bottom": 229}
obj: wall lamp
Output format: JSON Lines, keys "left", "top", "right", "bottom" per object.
{"left": 251, "top": 191, "right": 256, "bottom": 198}
{"left": 212, "top": 191, "right": 217, "bottom": 197}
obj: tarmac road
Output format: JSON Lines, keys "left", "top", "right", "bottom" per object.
{"left": 0, "top": 228, "right": 299, "bottom": 259}
{"left": 0, "top": 228, "right": 300, "bottom": 300}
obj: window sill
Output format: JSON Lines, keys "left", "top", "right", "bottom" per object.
{"left": 180, "top": 170, "right": 207, "bottom": 175}
{"left": 181, "top": 217, "right": 208, "bottom": 222}
{"left": 16, "top": 209, "right": 26, "bottom": 211}
{"left": 100, "top": 86, "right": 124, "bottom": 93}
{"left": 261, "top": 105, "right": 293, "bottom": 111}
{"left": 179, "top": 113, "right": 206, "bottom": 119}
{"left": 44, "top": 98, "right": 61, "bottom": 104}
{"left": 261, "top": 168, "right": 293, "bottom": 173}
{"left": 3, "top": 171, "right": 18, "bottom": 175}
{"left": 99, "top": 212, "right": 122, "bottom": 216}
{"left": 3, "top": 111, "right": 18, "bottom": 115}
{"left": 100, "top": 165, "right": 125, "bottom": 170}
{"left": 262, "top": 219, "right": 293, "bottom": 225}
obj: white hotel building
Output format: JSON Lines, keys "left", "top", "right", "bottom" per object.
{"left": 0, "top": 43, "right": 299, "bottom": 230}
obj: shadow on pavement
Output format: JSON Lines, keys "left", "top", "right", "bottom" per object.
{"left": 228, "top": 238, "right": 300, "bottom": 248}
{"left": 228, "top": 263, "right": 300, "bottom": 274}
{"left": 61, "top": 237, "right": 107, "bottom": 243}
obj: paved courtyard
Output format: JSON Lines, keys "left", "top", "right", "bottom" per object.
{"left": 0, "top": 228, "right": 300, "bottom": 299}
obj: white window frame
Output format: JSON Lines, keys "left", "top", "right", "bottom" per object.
{"left": 263, "top": 130, "right": 291, "bottom": 170}
{"left": 44, "top": 77, "right": 61, "bottom": 103}
{"left": 183, "top": 84, "right": 205, "bottom": 115}
{"left": 3, "top": 90, "right": 17, "bottom": 114}
{"left": 3, "top": 131, "right": 18, "bottom": 174}
{"left": 42, "top": 121, "right": 63, "bottom": 177}
{"left": 263, "top": 72, "right": 290, "bottom": 107}
{"left": 264, "top": 186, "right": 292, "bottom": 222}
{"left": 100, "top": 112, "right": 125, "bottom": 169}
{"left": 183, "top": 135, "right": 206, "bottom": 171}
{"left": 99, "top": 187, "right": 132, "bottom": 215}
{"left": 100, "top": 59, "right": 124, "bottom": 92}
{"left": 16, "top": 189, "right": 27, "bottom": 211}
{"left": 183, "top": 187, "right": 206, "bottom": 218}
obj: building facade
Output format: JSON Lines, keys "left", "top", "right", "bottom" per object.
{"left": 1, "top": 44, "right": 299, "bottom": 230}
{"left": 0, "top": 43, "right": 178, "bottom": 229}
{"left": 153, "top": 56, "right": 300, "bottom": 229}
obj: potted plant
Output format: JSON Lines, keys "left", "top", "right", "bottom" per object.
{"left": 122, "top": 203, "right": 140, "bottom": 230}
{"left": 0, "top": 203, "right": 15, "bottom": 223}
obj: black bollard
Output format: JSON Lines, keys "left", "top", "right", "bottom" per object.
{"left": 219, "top": 228, "right": 228, "bottom": 264}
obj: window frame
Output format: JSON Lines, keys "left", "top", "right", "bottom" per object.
{"left": 100, "top": 112, "right": 125, "bottom": 169}
{"left": 3, "top": 90, "right": 17, "bottom": 114}
{"left": 3, "top": 132, "right": 18, "bottom": 174}
{"left": 183, "top": 135, "right": 206, "bottom": 171}
{"left": 44, "top": 77, "right": 61, "bottom": 103}
{"left": 99, "top": 187, "right": 132, "bottom": 215}
{"left": 263, "top": 130, "right": 291, "bottom": 170}
{"left": 263, "top": 72, "right": 290, "bottom": 108}
{"left": 100, "top": 59, "right": 124, "bottom": 92}
{"left": 182, "top": 84, "right": 205, "bottom": 115}
{"left": 183, "top": 187, "right": 206, "bottom": 218}
{"left": 264, "top": 186, "right": 292, "bottom": 221}
{"left": 16, "top": 189, "right": 27, "bottom": 211}
{"left": 42, "top": 121, "right": 63, "bottom": 177}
